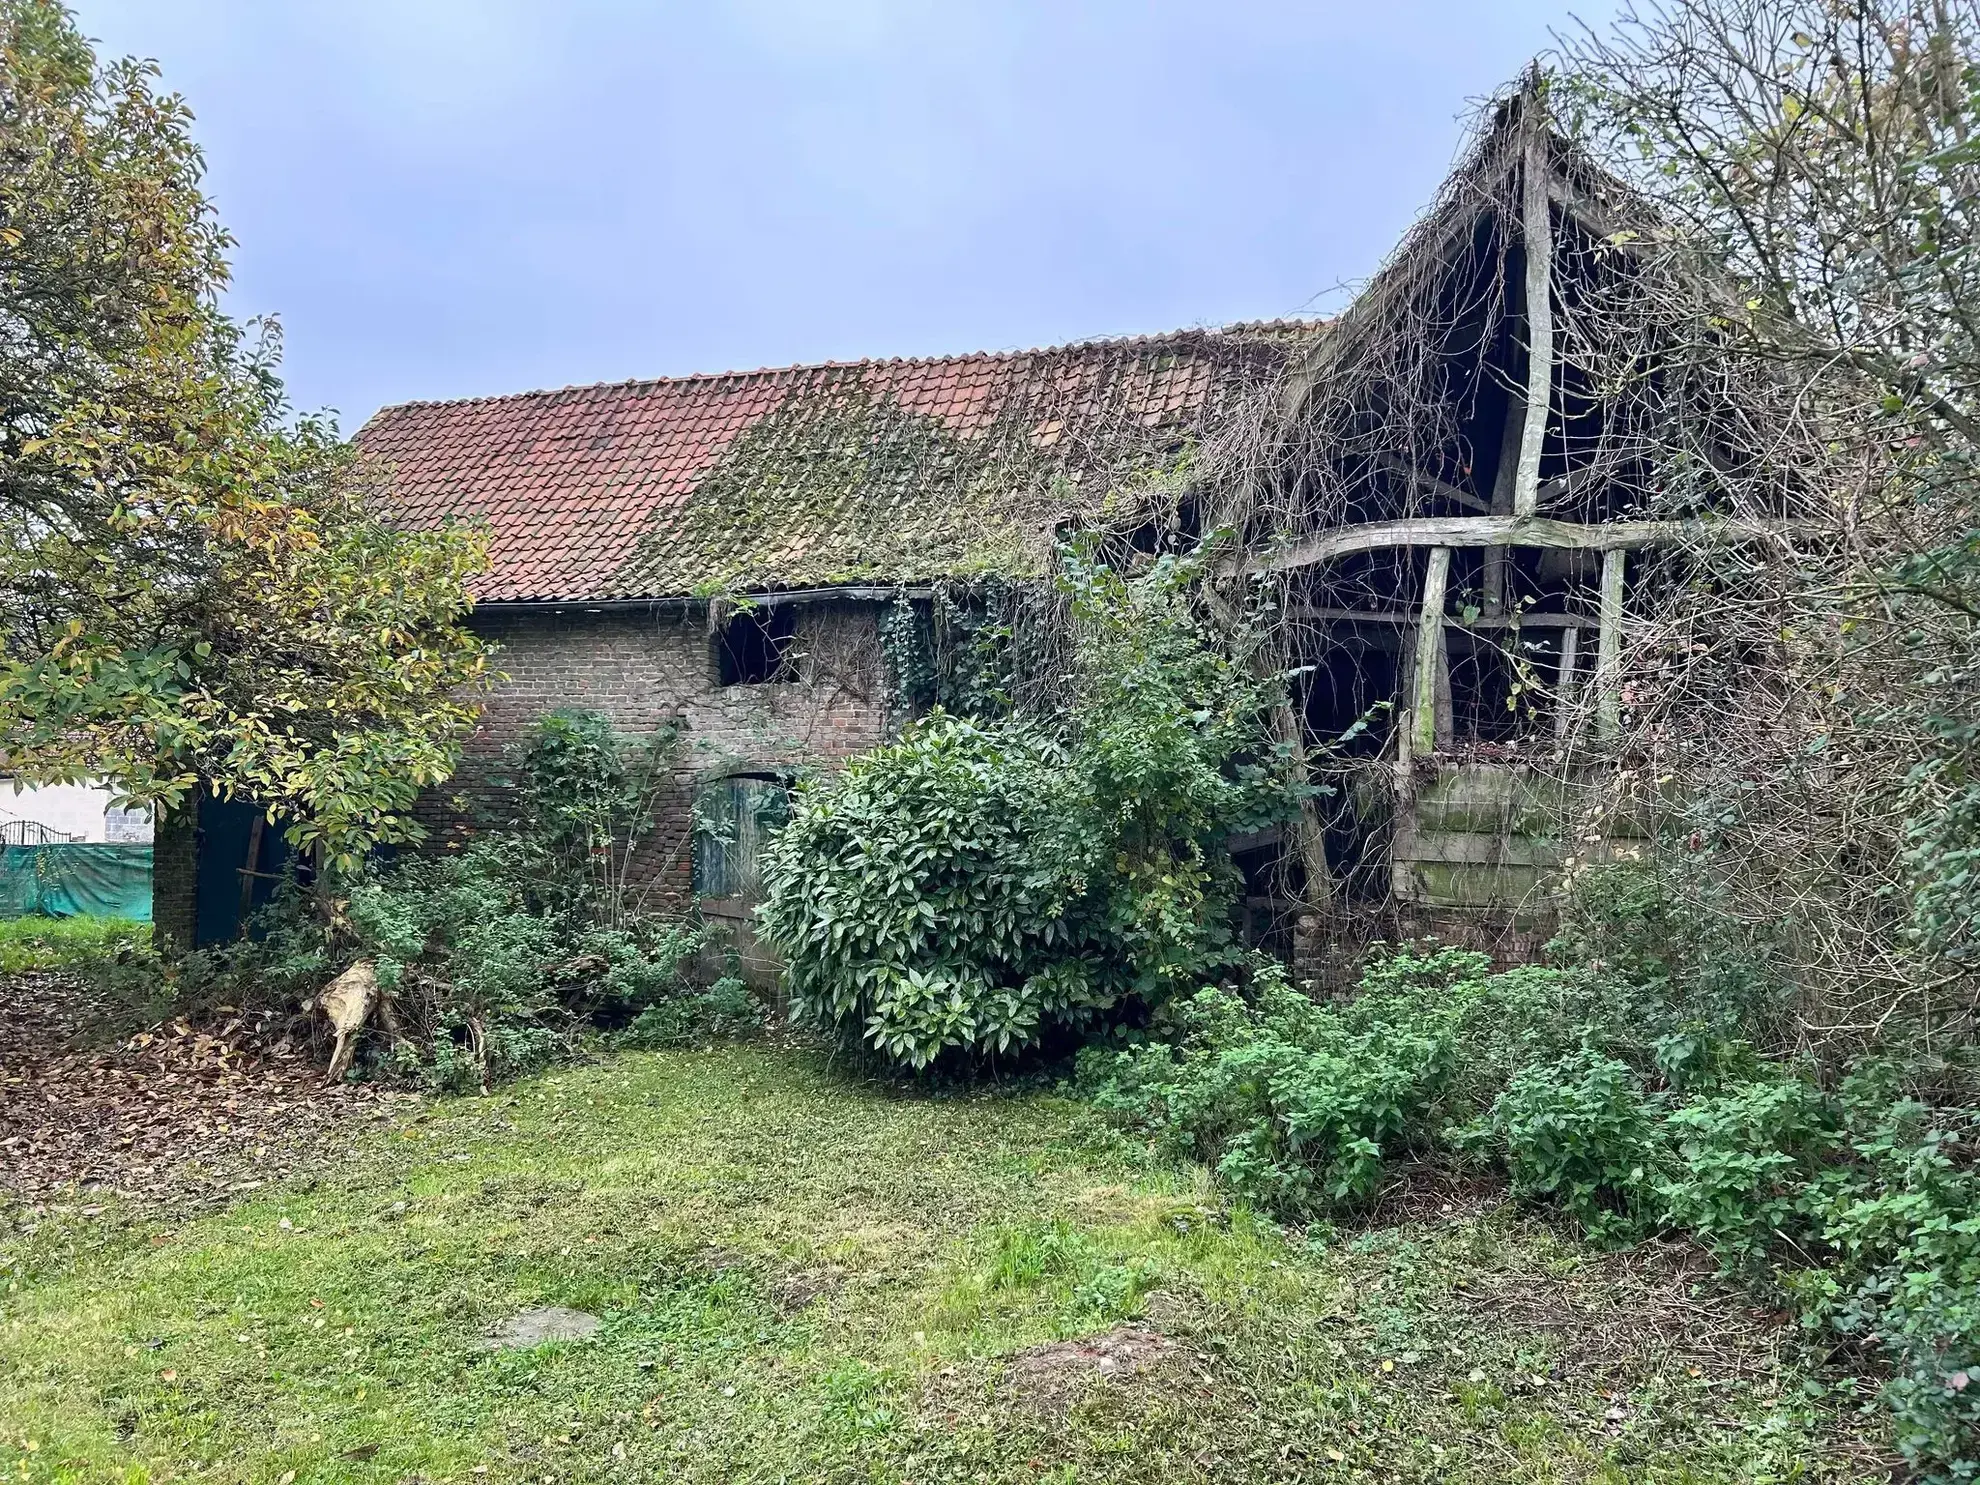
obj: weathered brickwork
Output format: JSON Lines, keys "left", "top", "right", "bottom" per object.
{"left": 151, "top": 797, "right": 198, "bottom": 953}
{"left": 433, "top": 596, "right": 893, "bottom": 911}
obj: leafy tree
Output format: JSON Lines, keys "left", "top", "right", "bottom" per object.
{"left": 0, "top": 0, "right": 490, "bottom": 873}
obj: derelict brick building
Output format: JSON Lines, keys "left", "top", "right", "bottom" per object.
{"left": 158, "top": 96, "right": 1817, "bottom": 976}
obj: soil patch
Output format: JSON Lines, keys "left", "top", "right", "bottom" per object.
{"left": 769, "top": 1264, "right": 847, "bottom": 1312}
{"left": 480, "top": 1307, "right": 602, "bottom": 1349}
{"left": 1007, "top": 1325, "right": 1177, "bottom": 1414}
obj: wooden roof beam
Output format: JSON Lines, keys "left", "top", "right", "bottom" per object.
{"left": 1226, "top": 514, "right": 1823, "bottom": 576}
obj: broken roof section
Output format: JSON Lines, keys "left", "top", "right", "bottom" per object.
{"left": 359, "top": 322, "right": 1321, "bottom": 603}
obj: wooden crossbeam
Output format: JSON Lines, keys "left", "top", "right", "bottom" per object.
{"left": 1227, "top": 514, "right": 1821, "bottom": 576}
{"left": 1288, "top": 605, "right": 1591, "bottom": 629}
{"left": 1372, "top": 453, "right": 1491, "bottom": 514}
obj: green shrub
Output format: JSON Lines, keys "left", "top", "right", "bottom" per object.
{"left": 757, "top": 715, "right": 1089, "bottom": 1068}
{"left": 1085, "top": 957, "right": 1470, "bottom": 1213}
{"left": 1655, "top": 1073, "right": 1837, "bottom": 1270}
{"left": 185, "top": 709, "right": 752, "bottom": 1091}
{"left": 1816, "top": 1086, "right": 1980, "bottom": 1481}
{"left": 760, "top": 544, "right": 1301, "bottom": 1070}
{"left": 1476, "top": 1051, "right": 1665, "bottom": 1240}
{"left": 623, "top": 975, "right": 763, "bottom": 1048}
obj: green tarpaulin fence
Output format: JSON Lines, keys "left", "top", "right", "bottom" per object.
{"left": 0, "top": 843, "right": 152, "bottom": 920}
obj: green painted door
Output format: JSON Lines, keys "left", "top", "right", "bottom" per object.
{"left": 692, "top": 775, "right": 789, "bottom": 901}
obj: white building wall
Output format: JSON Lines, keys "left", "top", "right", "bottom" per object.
{"left": 0, "top": 781, "right": 151, "bottom": 843}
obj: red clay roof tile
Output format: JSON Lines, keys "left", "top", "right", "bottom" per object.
{"left": 358, "top": 320, "right": 1322, "bottom": 602}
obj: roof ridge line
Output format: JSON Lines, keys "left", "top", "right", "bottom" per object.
{"left": 368, "top": 317, "right": 1328, "bottom": 418}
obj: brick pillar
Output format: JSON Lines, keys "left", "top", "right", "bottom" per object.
{"left": 152, "top": 794, "right": 198, "bottom": 954}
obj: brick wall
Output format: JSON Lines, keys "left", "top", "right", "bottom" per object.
{"left": 152, "top": 796, "right": 198, "bottom": 953}
{"left": 432, "top": 596, "right": 893, "bottom": 910}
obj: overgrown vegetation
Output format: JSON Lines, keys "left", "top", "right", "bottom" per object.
{"left": 182, "top": 710, "right": 756, "bottom": 1091}
{"left": 759, "top": 544, "right": 1301, "bottom": 1069}
{"left": 1538, "top": 0, "right": 1980, "bottom": 1066}
{"left": 1086, "top": 866, "right": 1979, "bottom": 1480}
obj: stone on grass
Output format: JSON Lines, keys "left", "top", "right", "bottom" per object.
{"left": 479, "top": 1306, "right": 601, "bottom": 1348}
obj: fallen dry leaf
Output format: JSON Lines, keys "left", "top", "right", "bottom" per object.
{"left": 1, "top": 969, "right": 406, "bottom": 1213}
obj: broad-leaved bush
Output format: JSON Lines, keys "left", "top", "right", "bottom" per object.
{"left": 757, "top": 545, "right": 1302, "bottom": 1069}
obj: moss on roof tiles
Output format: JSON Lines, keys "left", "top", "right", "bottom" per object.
{"left": 363, "top": 322, "right": 1323, "bottom": 601}
{"left": 610, "top": 381, "right": 1136, "bottom": 597}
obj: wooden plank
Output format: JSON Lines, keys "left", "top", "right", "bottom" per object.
{"left": 1554, "top": 622, "right": 1581, "bottom": 739}
{"left": 1410, "top": 547, "right": 1452, "bottom": 758}
{"left": 1393, "top": 830, "right": 1568, "bottom": 868}
{"left": 1289, "top": 605, "right": 1591, "bottom": 629}
{"left": 1227, "top": 514, "right": 1823, "bottom": 575}
{"left": 1514, "top": 123, "right": 1555, "bottom": 518}
{"left": 1596, "top": 547, "right": 1626, "bottom": 739}
{"left": 236, "top": 811, "right": 265, "bottom": 933}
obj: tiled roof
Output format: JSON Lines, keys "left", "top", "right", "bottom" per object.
{"left": 357, "top": 322, "right": 1323, "bottom": 602}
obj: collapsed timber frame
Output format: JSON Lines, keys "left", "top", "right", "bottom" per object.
{"left": 1207, "top": 84, "right": 1818, "bottom": 975}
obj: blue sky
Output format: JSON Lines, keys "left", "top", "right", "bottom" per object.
{"left": 73, "top": 1, "right": 1597, "bottom": 429}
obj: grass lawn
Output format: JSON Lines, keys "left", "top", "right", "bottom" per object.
{"left": 0, "top": 916, "right": 150, "bottom": 975}
{"left": 1, "top": 1042, "right": 1882, "bottom": 1483}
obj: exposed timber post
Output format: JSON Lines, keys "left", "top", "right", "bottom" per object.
{"left": 1484, "top": 386, "right": 1524, "bottom": 614}
{"left": 1273, "top": 702, "right": 1336, "bottom": 918}
{"left": 1553, "top": 623, "right": 1581, "bottom": 738}
{"left": 1434, "top": 629, "right": 1455, "bottom": 751}
{"left": 1595, "top": 548, "right": 1626, "bottom": 739}
{"left": 1513, "top": 111, "right": 1555, "bottom": 519}
{"left": 1411, "top": 546, "right": 1452, "bottom": 758}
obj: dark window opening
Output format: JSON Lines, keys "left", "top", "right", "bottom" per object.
{"left": 717, "top": 606, "right": 798, "bottom": 686}
{"left": 1300, "top": 632, "right": 1401, "bottom": 756}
